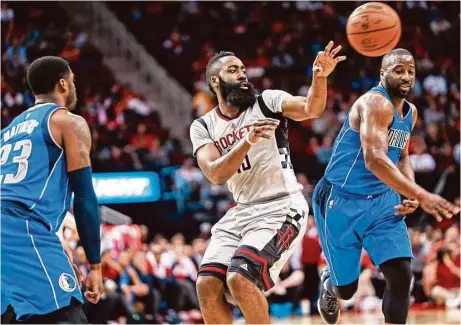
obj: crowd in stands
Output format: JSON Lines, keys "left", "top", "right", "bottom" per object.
{"left": 58, "top": 212, "right": 460, "bottom": 323}
{"left": 1, "top": 2, "right": 185, "bottom": 176}
{"left": 111, "top": 0, "right": 460, "bottom": 219}
{"left": 2, "top": 1, "right": 460, "bottom": 323}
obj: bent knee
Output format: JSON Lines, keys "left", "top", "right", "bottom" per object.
{"left": 196, "top": 275, "right": 226, "bottom": 298}
{"left": 336, "top": 280, "right": 359, "bottom": 300}
{"left": 226, "top": 272, "right": 245, "bottom": 291}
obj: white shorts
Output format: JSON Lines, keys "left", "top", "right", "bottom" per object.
{"left": 198, "top": 192, "right": 308, "bottom": 291}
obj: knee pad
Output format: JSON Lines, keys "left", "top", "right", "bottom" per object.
{"left": 334, "top": 280, "right": 359, "bottom": 300}
{"left": 380, "top": 258, "right": 412, "bottom": 297}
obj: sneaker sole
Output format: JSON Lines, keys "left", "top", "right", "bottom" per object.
{"left": 317, "top": 298, "right": 340, "bottom": 325}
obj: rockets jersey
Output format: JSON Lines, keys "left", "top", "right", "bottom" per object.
{"left": 325, "top": 84, "right": 414, "bottom": 195}
{"left": 1, "top": 103, "right": 72, "bottom": 231}
{"left": 190, "top": 89, "right": 302, "bottom": 204}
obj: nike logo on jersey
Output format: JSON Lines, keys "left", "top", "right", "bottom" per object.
{"left": 388, "top": 128, "right": 410, "bottom": 149}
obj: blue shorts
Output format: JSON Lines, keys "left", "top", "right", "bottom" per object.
{"left": 312, "top": 177, "right": 413, "bottom": 286}
{"left": 1, "top": 213, "right": 83, "bottom": 321}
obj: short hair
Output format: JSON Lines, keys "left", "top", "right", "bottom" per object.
{"left": 27, "top": 56, "right": 71, "bottom": 95}
{"left": 381, "top": 48, "right": 413, "bottom": 70}
{"left": 205, "top": 51, "right": 235, "bottom": 95}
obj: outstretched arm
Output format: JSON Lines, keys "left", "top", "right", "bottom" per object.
{"left": 282, "top": 41, "right": 346, "bottom": 121}
{"left": 360, "top": 95, "right": 459, "bottom": 221}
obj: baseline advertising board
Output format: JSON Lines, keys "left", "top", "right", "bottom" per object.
{"left": 92, "top": 172, "right": 161, "bottom": 204}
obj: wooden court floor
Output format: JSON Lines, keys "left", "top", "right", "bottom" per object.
{"left": 232, "top": 309, "right": 460, "bottom": 324}
{"left": 267, "top": 309, "right": 461, "bottom": 324}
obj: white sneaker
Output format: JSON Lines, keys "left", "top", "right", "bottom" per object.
{"left": 446, "top": 296, "right": 460, "bottom": 309}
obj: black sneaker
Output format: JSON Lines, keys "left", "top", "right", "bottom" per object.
{"left": 317, "top": 267, "right": 340, "bottom": 324}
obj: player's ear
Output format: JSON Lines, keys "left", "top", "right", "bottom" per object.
{"left": 211, "top": 76, "right": 219, "bottom": 89}
{"left": 379, "top": 69, "right": 385, "bottom": 82}
{"left": 58, "top": 78, "right": 68, "bottom": 93}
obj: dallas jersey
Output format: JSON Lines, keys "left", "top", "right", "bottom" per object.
{"left": 312, "top": 84, "right": 414, "bottom": 286}
{"left": 324, "top": 84, "right": 413, "bottom": 195}
{"left": 190, "top": 89, "right": 302, "bottom": 204}
{"left": 1, "top": 103, "right": 72, "bottom": 231}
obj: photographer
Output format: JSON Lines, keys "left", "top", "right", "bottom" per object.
{"left": 423, "top": 242, "right": 460, "bottom": 308}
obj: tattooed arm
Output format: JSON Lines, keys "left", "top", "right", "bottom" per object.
{"left": 50, "top": 109, "right": 92, "bottom": 171}
{"left": 50, "top": 109, "right": 103, "bottom": 304}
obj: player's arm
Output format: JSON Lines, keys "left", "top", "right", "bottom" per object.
{"left": 360, "top": 96, "right": 459, "bottom": 221}
{"left": 360, "top": 97, "right": 426, "bottom": 198}
{"left": 282, "top": 41, "right": 346, "bottom": 121}
{"left": 192, "top": 118, "right": 279, "bottom": 185}
{"left": 397, "top": 105, "right": 417, "bottom": 182}
{"left": 50, "top": 109, "right": 102, "bottom": 303}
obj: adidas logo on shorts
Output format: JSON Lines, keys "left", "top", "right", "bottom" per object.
{"left": 240, "top": 263, "right": 248, "bottom": 271}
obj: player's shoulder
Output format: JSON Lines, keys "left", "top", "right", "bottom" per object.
{"left": 50, "top": 109, "right": 84, "bottom": 125}
{"left": 191, "top": 108, "right": 217, "bottom": 129}
{"left": 49, "top": 110, "right": 90, "bottom": 140}
{"left": 360, "top": 91, "right": 394, "bottom": 113}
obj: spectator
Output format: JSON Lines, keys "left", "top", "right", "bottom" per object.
{"left": 300, "top": 215, "right": 322, "bottom": 314}
{"left": 423, "top": 241, "right": 460, "bottom": 308}
{"left": 265, "top": 253, "right": 305, "bottom": 318}
{"left": 423, "top": 70, "right": 448, "bottom": 96}
{"left": 5, "top": 37, "right": 27, "bottom": 64}
{"left": 1, "top": 2, "right": 14, "bottom": 24}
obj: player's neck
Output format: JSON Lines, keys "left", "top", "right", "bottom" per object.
{"left": 389, "top": 96, "right": 405, "bottom": 112}
{"left": 217, "top": 98, "right": 241, "bottom": 118}
{"left": 35, "top": 94, "right": 65, "bottom": 107}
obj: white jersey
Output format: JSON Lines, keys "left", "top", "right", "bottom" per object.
{"left": 190, "top": 89, "right": 303, "bottom": 204}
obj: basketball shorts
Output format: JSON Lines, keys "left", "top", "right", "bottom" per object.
{"left": 312, "top": 177, "right": 413, "bottom": 286}
{"left": 198, "top": 192, "right": 308, "bottom": 292}
{"left": 1, "top": 213, "right": 83, "bottom": 321}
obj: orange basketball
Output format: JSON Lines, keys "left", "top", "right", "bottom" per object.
{"left": 346, "top": 2, "right": 401, "bottom": 57}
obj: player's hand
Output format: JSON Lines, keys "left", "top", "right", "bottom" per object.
{"left": 84, "top": 267, "right": 103, "bottom": 304}
{"left": 394, "top": 198, "right": 419, "bottom": 216}
{"left": 248, "top": 118, "right": 280, "bottom": 144}
{"left": 418, "top": 192, "right": 460, "bottom": 222}
{"left": 313, "top": 41, "right": 347, "bottom": 78}
{"left": 272, "top": 283, "right": 287, "bottom": 295}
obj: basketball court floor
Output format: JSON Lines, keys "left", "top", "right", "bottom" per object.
{"left": 233, "top": 309, "right": 461, "bottom": 324}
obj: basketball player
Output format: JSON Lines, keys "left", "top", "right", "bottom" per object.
{"left": 313, "top": 49, "right": 460, "bottom": 324}
{"left": 1, "top": 56, "right": 103, "bottom": 323}
{"left": 190, "top": 41, "right": 346, "bottom": 324}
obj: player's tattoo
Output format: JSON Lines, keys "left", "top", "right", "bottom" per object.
{"left": 69, "top": 115, "right": 92, "bottom": 167}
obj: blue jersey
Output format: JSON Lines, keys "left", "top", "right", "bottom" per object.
{"left": 324, "top": 85, "right": 413, "bottom": 195}
{"left": 1, "top": 103, "right": 72, "bottom": 231}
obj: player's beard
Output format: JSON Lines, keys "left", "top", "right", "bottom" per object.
{"left": 219, "top": 77, "right": 257, "bottom": 110}
{"left": 66, "top": 89, "right": 77, "bottom": 110}
{"left": 384, "top": 76, "right": 412, "bottom": 99}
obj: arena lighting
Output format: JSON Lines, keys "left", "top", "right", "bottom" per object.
{"left": 92, "top": 172, "right": 161, "bottom": 204}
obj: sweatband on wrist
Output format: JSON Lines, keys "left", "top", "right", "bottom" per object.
{"left": 245, "top": 133, "right": 257, "bottom": 146}
{"left": 69, "top": 166, "right": 101, "bottom": 264}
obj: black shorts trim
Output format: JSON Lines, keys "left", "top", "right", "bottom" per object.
{"left": 198, "top": 262, "right": 228, "bottom": 283}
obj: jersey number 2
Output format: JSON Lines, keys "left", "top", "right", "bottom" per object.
{"left": 237, "top": 155, "right": 251, "bottom": 174}
{"left": 0, "top": 140, "right": 32, "bottom": 184}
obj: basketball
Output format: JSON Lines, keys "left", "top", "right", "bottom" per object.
{"left": 346, "top": 2, "right": 401, "bottom": 57}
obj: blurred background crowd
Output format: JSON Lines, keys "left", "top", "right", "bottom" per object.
{"left": 1, "top": 1, "right": 459, "bottom": 324}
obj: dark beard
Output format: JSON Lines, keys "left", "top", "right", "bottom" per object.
{"left": 384, "top": 78, "right": 411, "bottom": 99}
{"left": 219, "top": 77, "right": 257, "bottom": 110}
